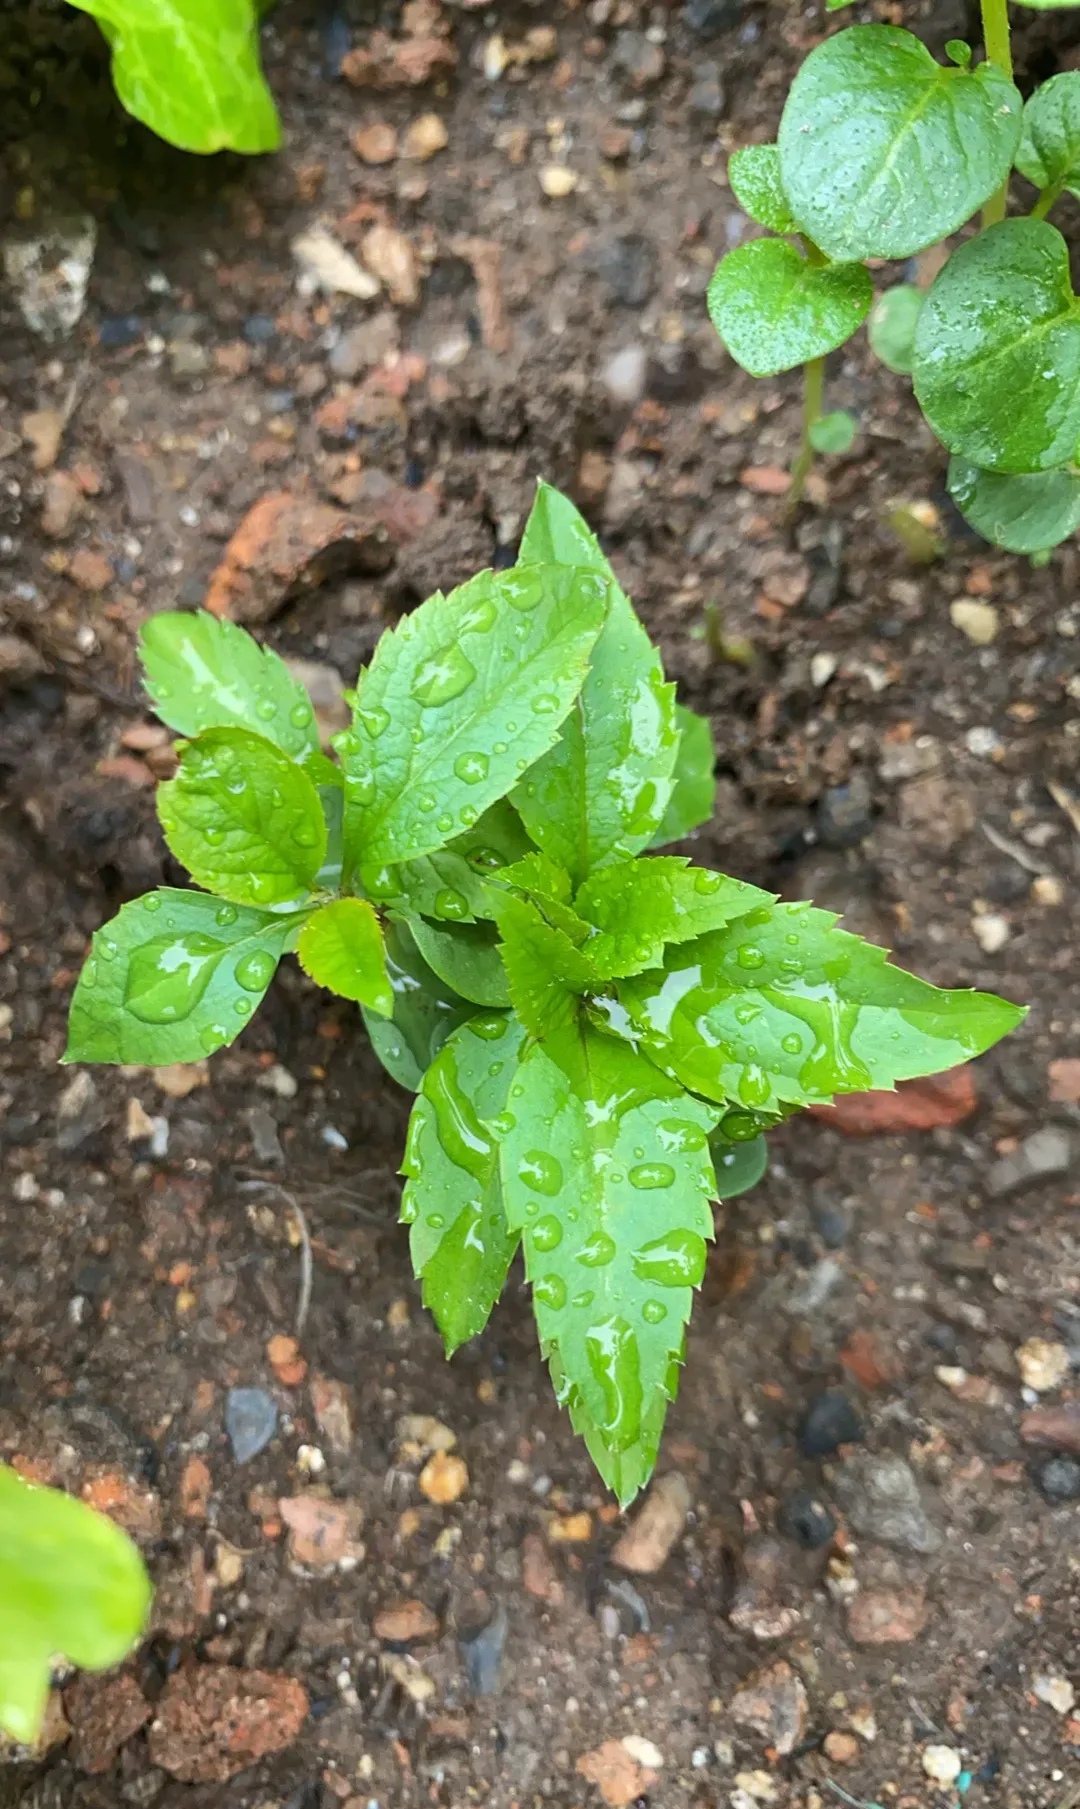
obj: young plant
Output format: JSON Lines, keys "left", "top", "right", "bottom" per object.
{"left": 65, "top": 483, "right": 1024, "bottom": 1502}
{"left": 709, "top": 0, "right": 1080, "bottom": 554}
{"left": 0, "top": 1464, "right": 151, "bottom": 1742}
{"left": 65, "top": 0, "right": 280, "bottom": 154}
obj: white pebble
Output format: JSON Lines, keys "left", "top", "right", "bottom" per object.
{"left": 922, "top": 1744, "right": 962, "bottom": 1786}
{"left": 601, "top": 344, "right": 647, "bottom": 405}
{"left": 1016, "top": 1337, "right": 1069, "bottom": 1394}
{"left": 950, "top": 599, "right": 999, "bottom": 645}
{"left": 539, "top": 164, "right": 579, "bottom": 198}
{"left": 1033, "top": 1673, "right": 1075, "bottom": 1716}
{"left": 622, "top": 1735, "right": 663, "bottom": 1769}
{"left": 971, "top": 912, "right": 1010, "bottom": 954}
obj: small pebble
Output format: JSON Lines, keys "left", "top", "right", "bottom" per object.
{"left": 1016, "top": 1337, "right": 1069, "bottom": 1394}
{"left": 1032, "top": 873, "right": 1064, "bottom": 907}
{"left": 459, "top": 1603, "right": 507, "bottom": 1695}
{"left": 403, "top": 113, "right": 449, "bottom": 160}
{"left": 797, "top": 1392, "right": 864, "bottom": 1459}
{"left": 823, "top": 1731, "right": 858, "bottom": 1765}
{"left": 950, "top": 599, "right": 999, "bottom": 645}
{"left": 922, "top": 1744, "right": 962, "bottom": 1787}
{"left": 601, "top": 343, "right": 647, "bottom": 405}
{"left": 225, "top": 1387, "right": 278, "bottom": 1464}
{"left": 1032, "top": 1674, "right": 1075, "bottom": 1716}
{"left": 419, "top": 1449, "right": 468, "bottom": 1504}
{"left": 539, "top": 165, "right": 579, "bottom": 197}
{"left": 971, "top": 911, "right": 1010, "bottom": 954}
{"left": 779, "top": 1488, "right": 836, "bottom": 1550}
{"left": 1034, "top": 1453, "right": 1080, "bottom": 1503}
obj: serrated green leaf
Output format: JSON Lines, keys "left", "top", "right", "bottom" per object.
{"left": 551, "top": 1345, "right": 676, "bottom": 1506}
{"left": 157, "top": 727, "right": 326, "bottom": 906}
{"left": 913, "top": 219, "right": 1080, "bottom": 475}
{"left": 360, "top": 801, "right": 534, "bottom": 925}
{"left": 616, "top": 902, "right": 1025, "bottom": 1114}
{"left": 809, "top": 410, "right": 856, "bottom": 455}
{"left": 298, "top": 898, "right": 393, "bottom": 1015}
{"left": 574, "top": 859, "right": 776, "bottom": 979}
{"left": 513, "top": 487, "right": 680, "bottom": 880}
{"left": 650, "top": 705, "right": 716, "bottom": 847}
{"left": 1017, "top": 72, "right": 1080, "bottom": 196}
{"left": 138, "top": 611, "right": 321, "bottom": 768}
{"left": 66, "top": 0, "right": 280, "bottom": 154}
{"left": 499, "top": 851, "right": 594, "bottom": 946}
{"left": 777, "top": 25, "right": 1021, "bottom": 261}
{"left": 401, "top": 1013, "right": 525, "bottom": 1352}
{"left": 493, "top": 892, "right": 597, "bottom": 1039}
{"left": 362, "top": 918, "right": 474, "bottom": 1092}
{"left": 710, "top": 1129, "right": 769, "bottom": 1199}
{"left": 500, "top": 1030, "right": 719, "bottom": 1505}
{"left": 337, "top": 564, "right": 607, "bottom": 871}
{"left": 407, "top": 916, "right": 511, "bottom": 1007}
{"left": 728, "top": 144, "right": 797, "bottom": 232}
{"left": 65, "top": 889, "right": 302, "bottom": 1065}
{"left": 867, "top": 284, "right": 924, "bottom": 376}
{"left": 0, "top": 1465, "right": 151, "bottom": 1744}
{"left": 948, "top": 458, "right": 1080, "bottom": 553}
{"left": 708, "top": 240, "right": 873, "bottom": 379}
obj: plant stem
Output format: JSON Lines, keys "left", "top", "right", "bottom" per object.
{"left": 789, "top": 357, "right": 825, "bottom": 508}
{"left": 1032, "top": 179, "right": 1065, "bottom": 220}
{"left": 980, "top": 0, "right": 1013, "bottom": 228}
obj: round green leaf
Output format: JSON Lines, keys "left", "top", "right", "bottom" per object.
{"left": 1017, "top": 72, "right": 1080, "bottom": 196}
{"left": 157, "top": 728, "right": 326, "bottom": 905}
{"left": 728, "top": 145, "right": 796, "bottom": 233}
{"left": 948, "top": 457, "right": 1080, "bottom": 553}
{"left": 298, "top": 898, "right": 394, "bottom": 1015}
{"left": 809, "top": 410, "right": 856, "bottom": 454}
{"left": 867, "top": 284, "right": 924, "bottom": 376}
{"left": 778, "top": 25, "right": 1022, "bottom": 261}
{"left": 913, "top": 219, "right": 1080, "bottom": 475}
{"left": 708, "top": 240, "right": 872, "bottom": 379}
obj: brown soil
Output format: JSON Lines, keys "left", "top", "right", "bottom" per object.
{"left": 2, "top": 2, "right": 1080, "bottom": 1806}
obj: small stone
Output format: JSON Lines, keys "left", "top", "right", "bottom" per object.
{"left": 22, "top": 406, "right": 65, "bottom": 471}
{"left": 599, "top": 124, "right": 633, "bottom": 161}
{"left": 830, "top": 1452, "right": 941, "bottom": 1555}
{"left": 988, "top": 1127, "right": 1072, "bottom": 1197}
{"left": 798, "top": 1392, "right": 864, "bottom": 1459}
{"left": 1048, "top": 1058, "right": 1080, "bottom": 1104}
{"left": 823, "top": 1731, "right": 859, "bottom": 1765}
{"left": 70, "top": 549, "right": 113, "bottom": 593}
{"left": 972, "top": 911, "right": 1010, "bottom": 953}
{"left": 610, "top": 1471, "right": 690, "bottom": 1573}
{"left": 154, "top": 1061, "right": 208, "bottom": 1099}
{"left": 292, "top": 228, "right": 380, "bottom": 300}
{"left": 728, "top": 1660, "right": 808, "bottom": 1757}
{"left": 622, "top": 1736, "right": 663, "bottom": 1770}
{"left": 397, "top": 1414, "right": 457, "bottom": 1455}
{"left": 267, "top": 1333, "right": 307, "bottom": 1387}
{"left": 591, "top": 233, "right": 657, "bottom": 307}
{"left": 847, "top": 1585, "right": 927, "bottom": 1646}
{"left": 125, "top": 1098, "right": 156, "bottom": 1143}
{"left": 459, "top": 1603, "right": 508, "bottom": 1696}
{"left": 950, "top": 599, "right": 999, "bottom": 645}
{"left": 279, "top": 1495, "right": 358, "bottom": 1567}
{"left": 361, "top": 222, "right": 419, "bottom": 304}
{"left": 1016, "top": 1337, "right": 1070, "bottom": 1394}
{"left": 403, "top": 112, "right": 449, "bottom": 159}
{"left": 148, "top": 1668, "right": 308, "bottom": 1783}
{"left": 778, "top": 1488, "right": 836, "bottom": 1550}
{"left": 684, "top": 0, "right": 741, "bottom": 31}
{"left": 729, "top": 1536, "right": 803, "bottom": 1641}
{"left": 612, "top": 29, "right": 665, "bottom": 85}
{"left": 577, "top": 1738, "right": 658, "bottom": 1807}
{"left": 168, "top": 340, "right": 210, "bottom": 381}
{"left": 810, "top": 652, "right": 838, "bottom": 689}
{"left": 257, "top": 1062, "right": 298, "bottom": 1100}
{"left": 921, "top": 1744, "right": 962, "bottom": 1787}
{"left": 817, "top": 774, "right": 873, "bottom": 849}
{"left": 539, "top": 165, "right": 579, "bottom": 198}
{"left": 601, "top": 344, "right": 647, "bottom": 405}
{"left": 66, "top": 1672, "right": 150, "bottom": 1773}
{"left": 1033, "top": 874, "right": 1065, "bottom": 906}
{"left": 311, "top": 1376, "right": 353, "bottom": 1454}
{"left": 1033, "top": 1674, "right": 1076, "bottom": 1715}
{"left": 522, "top": 1531, "right": 562, "bottom": 1602}
{"left": 548, "top": 1510, "right": 593, "bottom": 1544}
{"left": 351, "top": 122, "right": 398, "bottom": 164}
{"left": 1020, "top": 1405, "right": 1080, "bottom": 1454}
{"left": 225, "top": 1387, "right": 278, "bottom": 1464}
{"left": 419, "top": 1449, "right": 468, "bottom": 1503}
{"left": 1034, "top": 1453, "right": 1080, "bottom": 1503}
{"left": 244, "top": 1105, "right": 284, "bottom": 1166}
{"left": 848, "top": 1704, "right": 878, "bottom": 1742}
{"left": 41, "top": 470, "right": 81, "bottom": 538}
{"left": 688, "top": 59, "right": 725, "bottom": 116}
{"left": 373, "top": 1599, "right": 439, "bottom": 1643}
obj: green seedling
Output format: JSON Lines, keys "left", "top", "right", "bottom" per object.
{"left": 0, "top": 1464, "right": 151, "bottom": 1743}
{"left": 709, "top": 0, "right": 1080, "bottom": 553}
{"left": 65, "top": 483, "right": 1024, "bottom": 1502}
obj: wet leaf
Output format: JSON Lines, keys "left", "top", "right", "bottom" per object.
{"left": 65, "top": 888, "right": 303, "bottom": 1065}
{"left": 1017, "top": 71, "right": 1080, "bottom": 195}
{"left": 407, "top": 916, "right": 512, "bottom": 1007}
{"left": 778, "top": 25, "right": 1021, "bottom": 261}
{"left": 867, "top": 284, "right": 924, "bottom": 376}
{"left": 708, "top": 240, "right": 872, "bottom": 378}
{"left": 650, "top": 705, "right": 716, "bottom": 847}
{"left": 913, "top": 219, "right": 1080, "bottom": 474}
{"left": 157, "top": 727, "right": 326, "bottom": 906}
{"left": 139, "top": 611, "right": 322, "bottom": 770}
{"left": 709, "top": 1129, "right": 769, "bottom": 1199}
{"left": 500, "top": 1030, "right": 718, "bottom": 1505}
{"left": 298, "top": 898, "right": 393, "bottom": 1014}
{"left": 492, "top": 892, "right": 597, "bottom": 1040}
{"left": 616, "top": 902, "right": 1025, "bottom": 1115}
{"left": 809, "top": 410, "right": 856, "bottom": 455}
{"left": 66, "top": 0, "right": 280, "bottom": 155}
{"left": 499, "top": 850, "right": 595, "bottom": 946}
{"left": 512, "top": 484, "right": 680, "bottom": 881}
{"left": 360, "top": 800, "right": 534, "bottom": 925}
{"left": 401, "top": 1014, "right": 527, "bottom": 1352}
{"left": 574, "top": 859, "right": 775, "bottom": 979}
{"left": 362, "top": 918, "right": 474, "bottom": 1092}
{"left": 337, "top": 563, "right": 607, "bottom": 870}
{"left": 948, "top": 458, "right": 1080, "bottom": 553}
{"left": 0, "top": 1464, "right": 151, "bottom": 1743}
{"left": 728, "top": 144, "right": 797, "bottom": 232}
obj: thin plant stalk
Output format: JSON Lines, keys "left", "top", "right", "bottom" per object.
{"left": 980, "top": 0, "right": 1013, "bottom": 227}
{"left": 789, "top": 356, "right": 825, "bottom": 507}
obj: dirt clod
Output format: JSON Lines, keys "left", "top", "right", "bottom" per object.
{"left": 148, "top": 1667, "right": 308, "bottom": 1782}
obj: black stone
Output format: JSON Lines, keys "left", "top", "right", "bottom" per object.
{"left": 1034, "top": 1454, "right": 1080, "bottom": 1503}
{"left": 811, "top": 1200, "right": 850, "bottom": 1249}
{"left": 797, "top": 1391, "right": 864, "bottom": 1458}
{"left": 779, "top": 1487, "right": 836, "bottom": 1549}
{"left": 817, "top": 774, "right": 873, "bottom": 849}
{"left": 683, "top": 0, "right": 741, "bottom": 34}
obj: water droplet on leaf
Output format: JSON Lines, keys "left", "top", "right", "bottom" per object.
{"left": 628, "top": 1161, "right": 676, "bottom": 1190}
{"left": 411, "top": 643, "right": 477, "bottom": 707}
{"left": 518, "top": 1150, "right": 563, "bottom": 1195}
{"left": 454, "top": 751, "right": 490, "bottom": 785}
{"left": 531, "top": 1214, "right": 563, "bottom": 1252}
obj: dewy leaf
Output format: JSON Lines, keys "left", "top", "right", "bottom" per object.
{"left": 728, "top": 144, "right": 797, "bottom": 232}
{"left": 66, "top": 0, "right": 280, "bottom": 154}
{"left": 493, "top": 892, "right": 597, "bottom": 1039}
{"left": 1016, "top": 72, "right": 1080, "bottom": 196}
{"left": 708, "top": 240, "right": 872, "bottom": 379}
{"left": 65, "top": 889, "right": 303, "bottom": 1065}
{"left": 139, "top": 612, "right": 322, "bottom": 769}
{"left": 777, "top": 25, "right": 1022, "bottom": 261}
{"left": 0, "top": 1465, "right": 151, "bottom": 1744}
{"left": 337, "top": 564, "right": 607, "bottom": 870}
{"left": 407, "top": 917, "right": 512, "bottom": 1008}
{"left": 500, "top": 1031, "right": 719, "bottom": 1505}
{"left": 948, "top": 458, "right": 1080, "bottom": 554}
{"left": 360, "top": 801, "right": 534, "bottom": 925}
{"left": 157, "top": 728, "right": 326, "bottom": 906}
{"left": 298, "top": 898, "right": 393, "bottom": 1015}
{"left": 913, "top": 219, "right": 1080, "bottom": 474}
{"left": 617, "top": 902, "right": 1025, "bottom": 1115}
{"left": 500, "top": 851, "right": 594, "bottom": 946}
{"left": 513, "top": 487, "right": 680, "bottom": 880}
{"left": 867, "top": 284, "right": 924, "bottom": 376}
{"left": 710, "top": 1128, "right": 769, "bottom": 1199}
{"left": 401, "top": 1013, "right": 526, "bottom": 1353}
{"left": 362, "top": 918, "right": 474, "bottom": 1093}
{"left": 650, "top": 705, "right": 716, "bottom": 847}
{"left": 574, "top": 859, "right": 776, "bottom": 980}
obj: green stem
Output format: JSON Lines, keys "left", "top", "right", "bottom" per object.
{"left": 1032, "top": 179, "right": 1065, "bottom": 220}
{"left": 980, "top": 0, "right": 1013, "bottom": 228}
{"left": 789, "top": 357, "right": 825, "bottom": 508}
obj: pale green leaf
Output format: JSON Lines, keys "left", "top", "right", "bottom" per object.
{"left": 362, "top": 919, "right": 474, "bottom": 1092}
{"left": 407, "top": 917, "right": 511, "bottom": 1008}
{"left": 1016, "top": 72, "right": 1080, "bottom": 196}
{"left": 867, "top": 284, "right": 924, "bottom": 376}
{"left": 401, "top": 1014, "right": 526, "bottom": 1352}
{"left": 948, "top": 458, "right": 1080, "bottom": 553}
{"left": 728, "top": 145, "right": 797, "bottom": 232}
{"left": 65, "top": 888, "right": 303, "bottom": 1065}
{"left": 809, "top": 410, "right": 856, "bottom": 455}
{"left": 139, "top": 611, "right": 321, "bottom": 769}
{"left": 157, "top": 728, "right": 326, "bottom": 906}
{"left": 708, "top": 240, "right": 873, "bottom": 378}
{"left": 574, "top": 859, "right": 776, "bottom": 979}
{"left": 650, "top": 705, "right": 716, "bottom": 847}
{"left": 298, "top": 898, "right": 393, "bottom": 1015}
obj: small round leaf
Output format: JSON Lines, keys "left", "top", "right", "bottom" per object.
{"left": 728, "top": 145, "right": 796, "bottom": 233}
{"left": 809, "top": 410, "right": 856, "bottom": 454}
{"left": 948, "top": 457, "right": 1080, "bottom": 553}
{"left": 778, "top": 25, "right": 1022, "bottom": 261}
{"left": 1016, "top": 72, "right": 1080, "bottom": 196}
{"left": 708, "top": 240, "right": 872, "bottom": 379}
{"left": 867, "top": 284, "right": 924, "bottom": 376}
{"left": 913, "top": 218, "right": 1080, "bottom": 475}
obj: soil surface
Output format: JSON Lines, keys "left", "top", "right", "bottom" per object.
{"left": 2, "top": 1, "right": 1080, "bottom": 1807}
